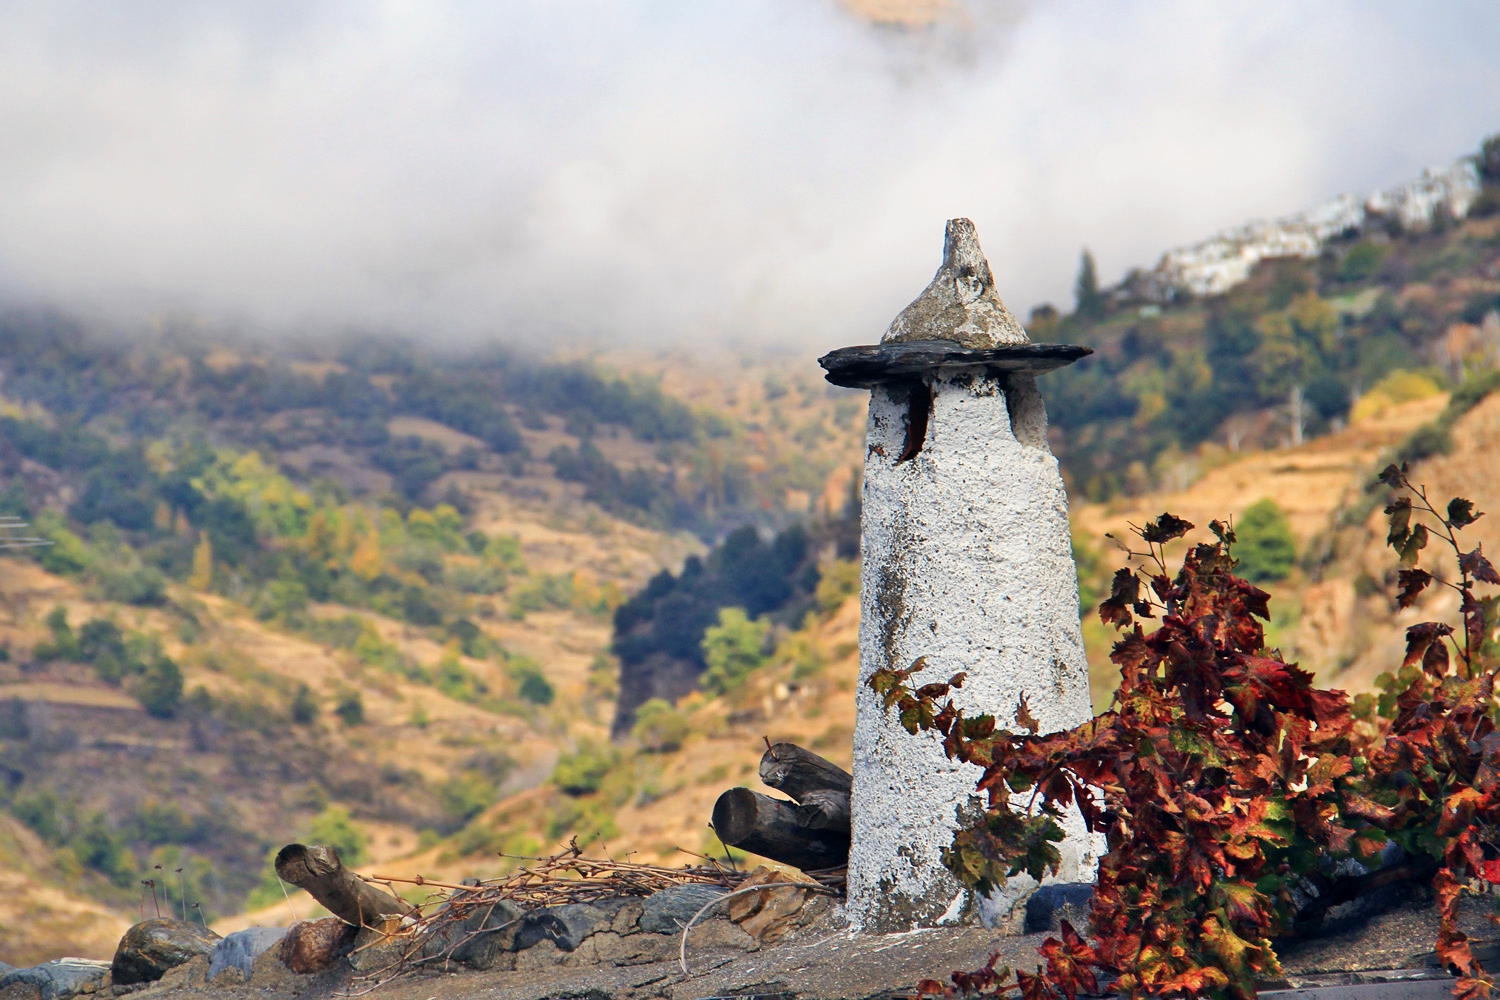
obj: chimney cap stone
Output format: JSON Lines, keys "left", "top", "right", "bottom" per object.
{"left": 818, "top": 340, "right": 1091, "bottom": 389}
{"left": 883, "top": 218, "right": 1030, "bottom": 349}
{"left": 819, "top": 219, "right": 1092, "bottom": 389}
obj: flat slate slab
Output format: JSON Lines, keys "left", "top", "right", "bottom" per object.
{"left": 1261, "top": 977, "right": 1456, "bottom": 1000}
{"left": 818, "top": 341, "right": 1092, "bottom": 389}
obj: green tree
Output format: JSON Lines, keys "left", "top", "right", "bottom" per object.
{"left": 513, "top": 665, "right": 554, "bottom": 706}
{"left": 438, "top": 772, "right": 495, "bottom": 827}
{"left": 1074, "top": 248, "right": 1105, "bottom": 319}
{"left": 1251, "top": 311, "right": 1313, "bottom": 401}
{"left": 1339, "top": 241, "right": 1387, "bottom": 283}
{"left": 1480, "top": 133, "right": 1500, "bottom": 183}
{"left": 1235, "top": 499, "right": 1297, "bottom": 583}
{"left": 136, "top": 656, "right": 183, "bottom": 718}
{"left": 35, "top": 606, "right": 80, "bottom": 661}
{"left": 553, "top": 742, "right": 613, "bottom": 796}
{"left": 290, "top": 684, "right": 318, "bottom": 724}
{"left": 74, "top": 813, "right": 136, "bottom": 886}
{"left": 37, "top": 515, "right": 88, "bottom": 576}
{"left": 700, "top": 607, "right": 770, "bottom": 696}
{"left": 631, "top": 697, "right": 691, "bottom": 753}
{"left": 308, "top": 805, "right": 369, "bottom": 864}
{"left": 334, "top": 691, "right": 365, "bottom": 726}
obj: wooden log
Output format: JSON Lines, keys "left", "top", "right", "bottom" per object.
{"left": 759, "top": 742, "right": 851, "bottom": 832}
{"left": 712, "top": 787, "right": 850, "bottom": 873}
{"left": 795, "top": 788, "right": 851, "bottom": 831}
{"left": 274, "top": 844, "right": 412, "bottom": 928}
{"left": 760, "top": 742, "right": 852, "bottom": 801}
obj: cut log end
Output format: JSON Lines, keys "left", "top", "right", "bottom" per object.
{"left": 712, "top": 787, "right": 765, "bottom": 846}
{"left": 274, "top": 842, "right": 411, "bottom": 928}
{"left": 712, "top": 788, "right": 850, "bottom": 873}
{"left": 759, "top": 743, "right": 852, "bottom": 804}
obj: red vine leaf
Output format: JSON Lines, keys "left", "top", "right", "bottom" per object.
{"left": 1399, "top": 522, "right": 1430, "bottom": 566}
{"left": 1453, "top": 976, "right": 1494, "bottom": 1000}
{"left": 1396, "top": 568, "right": 1433, "bottom": 608}
{"left": 1016, "top": 970, "right": 1052, "bottom": 1000}
{"left": 1376, "top": 462, "right": 1407, "bottom": 488}
{"left": 1402, "top": 622, "right": 1454, "bottom": 672}
{"left": 1386, "top": 496, "right": 1413, "bottom": 547}
{"left": 1015, "top": 694, "right": 1039, "bottom": 736}
{"left": 1141, "top": 512, "right": 1193, "bottom": 544}
{"left": 1447, "top": 497, "right": 1483, "bottom": 529}
{"left": 1099, "top": 568, "right": 1139, "bottom": 629}
{"left": 876, "top": 482, "right": 1500, "bottom": 1000}
{"left": 1039, "top": 922, "right": 1099, "bottom": 1000}
{"left": 1461, "top": 544, "right": 1500, "bottom": 585}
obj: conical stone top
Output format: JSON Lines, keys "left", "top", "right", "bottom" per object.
{"left": 883, "top": 218, "right": 1030, "bottom": 348}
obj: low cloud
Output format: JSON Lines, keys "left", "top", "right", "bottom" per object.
{"left": 0, "top": 1, "right": 1496, "bottom": 350}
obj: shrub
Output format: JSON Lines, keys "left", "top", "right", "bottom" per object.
{"left": 12, "top": 790, "right": 64, "bottom": 842}
{"left": 446, "top": 618, "right": 491, "bottom": 658}
{"left": 307, "top": 805, "right": 368, "bottom": 865}
{"left": 73, "top": 813, "right": 137, "bottom": 886}
{"left": 1338, "top": 240, "right": 1387, "bottom": 282}
{"left": 1349, "top": 369, "right": 1443, "bottom": 423}
{"left": 631, "top": 697, "right": 691, "bottom": 753}
{"left": 97, "top": 562, "right": 167, "bottom": 606}
{"left": 290, "top": 684, "right": 318, "bottom": 724}
{"left": 1234, "top": 498, "right": 1296, "bottom": 582}
{"left": 553, "top": 743, "right": 613, "bottom": 796}
{"left": 78, "top": 619, "right": 126, "bottom": 665}
{"left": 254, "top": 578, "right": 309, "bottom": 621}
{"left": 510, "top": 663, "right": 554, "bottom": 706}
{"left": 38, "top": 523, "right": 88, "bottom": 575}
{"left": 508, "top": 574, "right": 574, "bottom": 619}
{"left": 334, "top": 691, "right": 365, "bottom": 726}
{"left": 814, "top": 558, "right": 860, "bottom": 613}
{"left": 700, "top": 607, "right": 770, "bottom": 695}
{"left": 434, "top": 648, "right": 486, "bottom": 703}
{"left": 130, "top": 800, "right": 199, "bottom": 845}
{"left": 1396, "top": 422, "right": 1454, "bottom": 464}
{"left": 34, "top": 606, "right": 80, "bottom": 661}
{"left": 438, "top": 772, "right": 495, "bottom": 827}
{"left": 136, "top": 656, "right": 183, "bottom": 718}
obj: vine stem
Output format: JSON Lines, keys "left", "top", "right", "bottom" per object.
{"left": 1402, "top": 474, "right": 1477, "bottom": 671}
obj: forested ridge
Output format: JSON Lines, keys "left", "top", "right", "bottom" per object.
{"left": 1040, "top": 134, "right": 1500, "bottom": 501}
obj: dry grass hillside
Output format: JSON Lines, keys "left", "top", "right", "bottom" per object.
{"left": 1071, "top": 382, "right": 1500, "bottom": 709}
{"left": 0, "top": 335, "right": 1493, "bottom": 965}
{"left": 0, "top": 347, "right": 867, "bottom": 965}
{"left": 314, "top": 591, "right": 863, "bottom": 901}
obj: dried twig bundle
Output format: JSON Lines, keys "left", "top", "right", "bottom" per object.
{"left": 339, "top": 839, "right": 843, "bottom": 995}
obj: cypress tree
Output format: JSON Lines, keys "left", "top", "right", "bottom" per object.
{"left": 1075, "top": 248, "right": 1105, "bottom": 319}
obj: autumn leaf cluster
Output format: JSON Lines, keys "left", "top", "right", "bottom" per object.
{"left": 877, "top": 466, "right": 1500, "bottom": 1000}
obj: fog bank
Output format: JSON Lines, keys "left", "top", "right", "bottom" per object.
{"left": 0, "top": 1, "right": 1496, "bottom": 349}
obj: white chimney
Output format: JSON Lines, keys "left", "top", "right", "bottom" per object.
{"left": 820, "top": 219, "right": 1098, "bottom": 932}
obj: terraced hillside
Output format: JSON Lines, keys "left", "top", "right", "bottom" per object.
{"left": 0, "top": 330, "right": 865, "bottom": 964}
{"left": 4, "top": 134, "right": 1500, "bottom": 964}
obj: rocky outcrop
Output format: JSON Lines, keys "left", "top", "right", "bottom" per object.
{"left": 278, "top": 918, "right": 358, "bottom": 974}
{"left": 0, "top": 958, "right": 110, "bottom": 1000}
{"left": 205, "top": 927, "right": 286, "bottom": 983}
{"left": 108, "top": 921, "right": 219, "bottom": 986}
{"left": 638, "top": 885, "right": 727, "bottom": 934}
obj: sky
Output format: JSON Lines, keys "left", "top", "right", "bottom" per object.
{"left": 0, "top": 1, "right": 1497, "bottom": 353}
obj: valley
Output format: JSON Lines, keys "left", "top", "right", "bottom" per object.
{"left": 2, "top": 138, "right": 1499, "bottom": 966}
